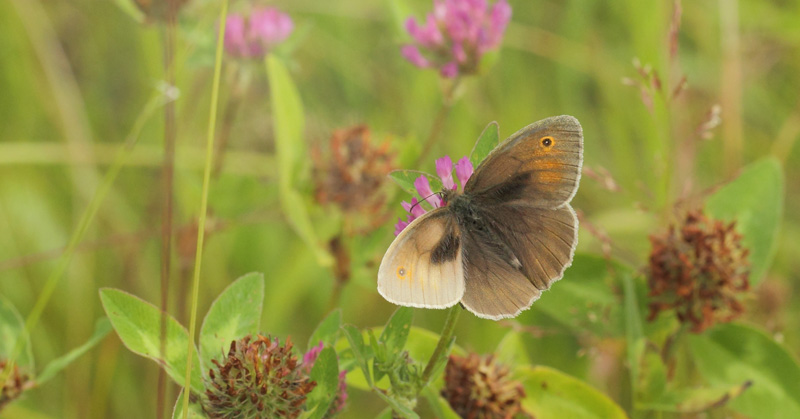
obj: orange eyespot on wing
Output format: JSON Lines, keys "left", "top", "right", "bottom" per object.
{"left": 378, "top": 210, "right": 464, "bottom": 309}
{"left": 465, "top": 115, "right": 583, "bottom": 209}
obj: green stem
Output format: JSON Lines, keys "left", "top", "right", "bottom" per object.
{"left": 181, "top": 1, "right": 228, "bottom": 415}
{"left": 420, "top": 305, "right": 462, "bottom": 386}
{"left": 157, "top": 9, "right": 178, "bottom": 418}
{"left": 414, "top": 78, "right": 462, "bottom": 166}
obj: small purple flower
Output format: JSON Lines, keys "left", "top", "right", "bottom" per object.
{"left": 455, "top": 156, "right": 474, "bottom": 187}
{"left": 303, "top": 341, "right": 324, "bottom": 365}
{"left": 414, "top": 176, "right": 442, "bottom": 208}
{"left": 436, "top": 156, "right": 457, "bottom": 191}
{"left": 224, "top": 7, "right": 293, "bottom": 59}
{"left": 393, "top": 154, "right": 474, "bottom": 235}
{"left": 401, "top": 0, "right": 512, "bottom": 78}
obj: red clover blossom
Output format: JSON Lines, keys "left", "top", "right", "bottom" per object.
{"left": 224, "top": 7, "right": 293, "bottom": 59}
{"left": 401, "top": 0, "right": 512, "bottom": 78}
{"left": 394, "top": 156, "right": 474, "bottom": 235}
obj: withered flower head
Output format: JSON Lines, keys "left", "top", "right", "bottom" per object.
{"left": 647, "top": 209, "right": 750, "bottom": 333}
{"left": 312, "top": 125, "right": 395, "bottom": 230}
{"left": 1, "top": 359, "right": 30, "bottom": 412}
{"left": 204, "top": 335, "right": 316, "bottom": 419}
{"left": 442, "top": 353, "right": 529, "bottom": 419}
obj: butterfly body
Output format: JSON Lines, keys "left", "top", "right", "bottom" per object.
{"left": 379, "top": 116, "right": 583, "bottom": 320}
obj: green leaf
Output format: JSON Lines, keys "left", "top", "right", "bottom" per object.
{"left": 638, "top": 381, "right": 752, "bottom": 413}
{"left": 112, "top": 0, "right": 145, "bottom": 24}
{"left": 375, "top": 407, "right": 394, "bottom": 419}
{"left": 469, "top": 121, "right": 499, "bottom": 167}
{"left": 307, "top": 347, "right": 340, "bottom": 419}
{"left": 388, "top": 170, "right": 443, "bottom": 198}
{"left": 308, "top": 309, "right": 342, "bottom": 352}
{"left": 99, "top": 288, "right": 203, "bottom": 393}
{"left": 0, "top": 294, "right": 34, "bottom": 368}
{"left": 199, "top": 272, "right": 264, "bottom": 374}
{"left": 706, "top": 158, "right": 783, "bottom": 284}
{"left": 421, "top": 387, "right": 461, "bottom": 419}
{"left": 373, "top": 387, "right": 420, "bottom": 419}
{"left": 519, "top": 366, "right": 627, "bottom": 419}
{"left": 342, "top": 324, "right": 373, "bottom": 387}
{"left": 637, "top": 348, "right": 667, "bottom": 405}
{"left": 368, "top": 329, "right": 386, "bottom": 383}
{"left": 622, "top": 272, "right": 645, "bottom": 401}
{"left": 495, "top": 330, "right": 531, "bottom": 367}
{"left": 265, "top": 54, "right": 333, "bottom": 266}
{"left": 379, "top": 307, "right": 414, "bottom": 362}
{"left": 37, "top": 318, "right": 112, "bottom": 384}
{"left": 172, "top": 389, "right": 207, "bottom": 419}
{"left": 532, "top": 253, "right": 626, "bottom": 337}
{"left": 688, "top": 323, "right": 800, "bottom": 418}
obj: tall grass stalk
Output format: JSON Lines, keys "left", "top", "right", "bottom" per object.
{"left": 181, "top": 1, "right": 228, "bottom": 416}
{"left": 157, "top": 7, "right": 179, "bottom": 418}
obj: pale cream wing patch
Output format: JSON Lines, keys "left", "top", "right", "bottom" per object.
{"left": 378, "top": 210, "right": 464, "bottom": 309}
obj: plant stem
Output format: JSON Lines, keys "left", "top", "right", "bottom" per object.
{"left": 212, "top": 69, "right": 244, "bottom": 179}
{"left": 157, "top": 6, "right": 178, "bottom": 418}
{"left": 181, "top": 1, "right": 228, "bottom": 416}
{"left": 420, "top": 305, "right": 462, "bottom": 386}
{"left": 414, "top": 78, "right": 462, "bottom": 166}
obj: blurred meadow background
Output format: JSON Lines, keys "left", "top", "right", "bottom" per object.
{"left": 1, "top": 0, "right": 799, "bottom": 418}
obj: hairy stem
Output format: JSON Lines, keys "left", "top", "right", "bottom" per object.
{"left": 414, "top": 78, "right": 462, "bottom": 166}
{"left": 420, "top": 305, "right": 462, "bottom": 386}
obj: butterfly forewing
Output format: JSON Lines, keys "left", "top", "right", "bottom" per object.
{"left": 465, "top": 115, "right": 583, "bottom": 209}
{"left": 378, "top": 210, "right": 465, "bottom": 309}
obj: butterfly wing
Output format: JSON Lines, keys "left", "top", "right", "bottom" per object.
{"left": 465, "top": 115, "right": 583, "bottom": 208}
{"left": 378, "top": 209, "right": 465, "bottom": 309}
{"left": 459, "top": 115, "right": 582, "bottom": 319}
{"left": 460, "top": 204, "right": 579, "bottom": 319}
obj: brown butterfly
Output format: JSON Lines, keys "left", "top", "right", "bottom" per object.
{"left": 378, "top": 115, "right": 583, "bottom": 320}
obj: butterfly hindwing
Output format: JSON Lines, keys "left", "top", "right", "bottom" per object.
{"left": 465, "top": 115, "right": 583, "bottom": 209}
{"left": 460, "top": 204, "right": 579, "bottom": 319}
{"left": 377, "top": 209, "right": 465, "bottom": 309}
{"left": 459, "top": 226, "right": 543, "bottom": 320}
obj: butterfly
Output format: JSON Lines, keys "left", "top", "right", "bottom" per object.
{"left": 378, "top": 115, "right": 583, "bottom": 320}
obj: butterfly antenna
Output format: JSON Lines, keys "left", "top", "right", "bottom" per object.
{"left": 410, "top": 192, "right": 444, "bottom": 212}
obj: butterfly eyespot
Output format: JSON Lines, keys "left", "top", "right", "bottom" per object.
{"left": 397, "top": 267, "right": 407, "bottom": 279}
{"left": 541, "top": 136, "right": 554, "bottom": 147}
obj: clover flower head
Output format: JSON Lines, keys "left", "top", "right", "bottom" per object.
{"left": 224, "top": 7, "right": 293, "bottom": 59}
{"left": 1, "top": 359, "right": 30, "bottom": 412}
{"left": 394, "top": 155, "right": 473, "bottom": 235}
{"left": 204, "top": 335, "right": 315, "bottom": 418}
{"left": 442, "top": 353, "right": 529, "bottom": 418}
{"left": 402, "top": 0, "right": 512, "bottom": 78}
{"left": 647, "top": 209, "right": 751, "bottom": 333}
